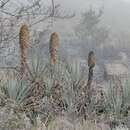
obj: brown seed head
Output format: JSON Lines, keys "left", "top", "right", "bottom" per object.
{"left": 19, "top": 24, "right": 29, "bottom": 78}
{"left": 88, "top": 51, "right": 96, "bottom": 68}
{"left": 50, "top": 32, "right": 59, "bottom": 49}
{"left": 49, "top": 32, "right": 59, "bottom": 65}
{"left": 19, "top": 24, "right": 29, "bottom": 49}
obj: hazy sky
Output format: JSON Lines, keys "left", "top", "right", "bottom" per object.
{"left": 48, "top": 0, "right": 130, "bottom": 11}
{"left": 53, "top": 0, "right": 130, "bottom": 32}
{"left": 8, "top": 0, "right": 130, "bottom": 32}
{"left": 10, "top": 0, "right": 130, "bottom": 12}
{"left": 11, "top": 0, "right": 130, "bottom": 15}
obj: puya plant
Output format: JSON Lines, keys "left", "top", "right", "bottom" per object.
{"left": 27, "top": 48, "right": 48, "bottom": 82}
{"left": 0, "top": 75, "right": 30, "bottom": 129}
{"left": 86, "top": 51, "right": 96, "bottom": 102}
{"left": 61, "top": 59, "right": 87, "bottom": 114}
{"left": 104, "top": 78, "right": 130, "bottom": 119}
{"left": 0, "top": 76, "right": 29, "bottom": 105}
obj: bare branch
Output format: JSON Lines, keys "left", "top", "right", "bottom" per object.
{"left": 0, "top": 0, "right": 10, "bottom": 8}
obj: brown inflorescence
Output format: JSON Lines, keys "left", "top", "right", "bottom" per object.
{"left": 86, "top": 51, "right": 96, "bottom": 103}
{"left": 49, "top": 32, "right": 59, "bottom": 65}
{"left": 19, "top": 24, "right": 29, "bottom": 78}
{"left": 88, "top": 51, "right": 96, "bottom": 68}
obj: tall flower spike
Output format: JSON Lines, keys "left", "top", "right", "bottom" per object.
{"left": 19, "top": 24, "right": 29, "bottom": 79}
{"left": 86, "top": 51, "right": 96, "bottom": 103}
{"left": 49, "top": 32, "right": 59, "bottom": 65}
{"left": 88, "top": 51, "right": 96, "bottom": 68}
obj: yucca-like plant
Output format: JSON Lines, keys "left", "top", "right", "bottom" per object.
{"left": 46, "top": 61, "right": 65, "bottom": 108}
{"left": 49, "top": 32, "right": 59, "bottom": 65}
{"left": 27, "top": 48, "right": 48, "bottom": 81}
{"left": 61, "top": 60, "right": 87, "bottom": 114}
{"left": 1, "top": 77, "right": 29, "bottom": 105}
{"left": 63, "top": 60, "right": 86, "bottom": 94}
{"left": 104, "top": 78, "right": 130, "bottom": 119}
{"left": 39, "top": 59, "right": 86, "bottom": 113}
{"left": 44, "top": 77, "right": 55, "bottom": 97}
{"left": 19, "top": 24, "right": 29, "bottom": 79}
{"left": 22, "top": 49, "right": 57, "bottom": 128}
{"left": 0, "top": 76, "right": 30, "bottom": 129}
{"left": 0, "top": 73, "right": 44, "bottom": 129}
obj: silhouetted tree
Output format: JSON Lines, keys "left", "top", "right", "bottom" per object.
{"left": 75, "top": 8, "right": 109, "bottom": 53}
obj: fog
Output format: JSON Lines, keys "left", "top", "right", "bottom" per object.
{"left": 4, "top": 0, "right": 130, "bottom": 32}
{"left": 1, "top": 1, "right": 130, "bottom": 129}
{"left": 0, "top": 0, "right": 130, "bottom": 71}
{"left": 57, "top": 0, "right": 130, "bottom": 32}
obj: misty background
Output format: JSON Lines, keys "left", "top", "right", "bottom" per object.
{"left": 44, "top": 0, "right": 130, "bottom": 32}
{"left": 0, "top": 0, "right": 130, "bottom": 79}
